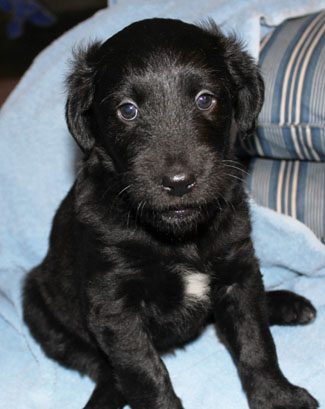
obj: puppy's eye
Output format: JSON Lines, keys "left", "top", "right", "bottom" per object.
{"left": 117, "top": 102, "right": 138, "bottom": 121}
{"left": 195, "top": 91, "right": 216, "bottom": 111}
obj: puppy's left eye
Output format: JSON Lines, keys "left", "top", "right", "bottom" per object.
{"left": 195, "top": 91, "right": 216, "bottom": 111}
{"left": 117, "top": 102, "right": 138, "bottom": 121}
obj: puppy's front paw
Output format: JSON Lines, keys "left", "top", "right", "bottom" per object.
{"left": 249, "top": 380, "right": 318, "bottom": 409}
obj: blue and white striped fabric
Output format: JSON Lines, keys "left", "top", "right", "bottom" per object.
{"left": 241, "top": 11, "right": 325, "bottom": 160}
{"left": 243, "top": 11, "right": 325, "bottom": 242}
{"left": 247, "top": 159, "right": 325, "bottom": 242}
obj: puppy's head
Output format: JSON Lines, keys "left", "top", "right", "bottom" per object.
{"left": 66, "top": 18, "right": 264, "bottom": 235}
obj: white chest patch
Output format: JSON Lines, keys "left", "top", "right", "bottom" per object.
{"left": 183, "top": 272, "right": 210, "bottom": 302}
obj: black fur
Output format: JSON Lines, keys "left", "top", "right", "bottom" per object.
{"left": 23, "top": 18, "right": 318, "bottom": 409}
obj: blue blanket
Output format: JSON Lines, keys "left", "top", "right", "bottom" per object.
{"left": 1, "top": 2, "right": 325, "bottom": 408}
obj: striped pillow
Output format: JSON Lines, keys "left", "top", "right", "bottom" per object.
{"left": 247, "top": 159, "right": 325, "bottom": 242}
{"left": 240, "top": 11, "right": 325, "bottom": 160}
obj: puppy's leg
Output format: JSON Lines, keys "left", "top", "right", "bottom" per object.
{"left": 83, "top": 369, "right": 126, "bottom": 409}
{"left": 266, "top": 290, "right": 316, "bottom": 326}
{"left": 23, "top": 273, "right": 103, "bottom": 380}
{"left": 211, "top": 247, "right": 318, "bottom": 409}
{"left": 24, "top": 274, "right": 126, "bottom": 408}
{"left": 87, "top": 282, "right": 183, "bottom": 409}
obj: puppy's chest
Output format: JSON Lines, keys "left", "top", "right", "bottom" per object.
{"left": 122, "top": 262, "right": 211, "bottom": 315}
{"left": 181, "top": 269, "right": 211, "bottom": 304}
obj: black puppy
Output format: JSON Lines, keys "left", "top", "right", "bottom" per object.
{"left": 23, "top": 18, "right": 318, "bottom": 409}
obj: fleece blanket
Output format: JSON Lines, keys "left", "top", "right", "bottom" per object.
{"left": 0, "top": 2, "right": 325, "bottom": 408}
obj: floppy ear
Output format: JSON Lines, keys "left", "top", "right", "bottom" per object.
{"left": 65, "top": 42, "right": 101, "bottom": 152}
{"left": 202, "top": 21, "right": 264, "bottom": 136}
{"left": 223, "top": 35, "right": 264, "bottom": 136}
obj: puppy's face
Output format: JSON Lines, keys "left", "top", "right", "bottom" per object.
{"left": 66, "top": 19, "right": 264, "bottom": 234}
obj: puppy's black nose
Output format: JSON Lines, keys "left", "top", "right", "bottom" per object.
{"left": 162, "top": 173, "right": 196, "bottom": 197}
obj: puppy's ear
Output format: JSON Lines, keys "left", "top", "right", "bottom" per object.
{"left": 66, "top": 42, "right": 101, "bottom": 152}
{"left": 203, "top": 21, "right": 264, "bottom": 136}
{"left": 223, "top": 35, "right": 264, "bottom": 136}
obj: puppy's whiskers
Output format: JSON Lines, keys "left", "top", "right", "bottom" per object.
{"left": 135, "top": 200, "right": 145, "bottom": 223}
{"left": 103, "top": 183, "right": 133, "bottom": 216}
{"left": 117, "top": 184, "right": 132, "bottom": 198}
{"left": 110, "top": 183, "right": 132, "bottom": 202}
{"left": 221, "top": 161, "right": 249, "bottom": 176}
{"left": 225, "top": 173, "right": 245, "bottom": 183}
{"left": 140, "top": 200, "right": 147, "bottom": 219}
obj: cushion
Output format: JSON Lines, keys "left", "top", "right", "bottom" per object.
{"left": 240, "top": 10, "right": 325, "bottom": 160}
{"left": 247, "top": 159, "right": 325, "bottom": 242}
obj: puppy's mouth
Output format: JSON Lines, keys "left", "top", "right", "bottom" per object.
{"left": 159, "top": 205, "right": 202, "bottom": 222}
{"left": 139, "top": 202, "right": 215, "bottom": 235}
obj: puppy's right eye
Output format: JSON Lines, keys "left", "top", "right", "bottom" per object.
{"left": 117, "top": 102, "right": 138, "bottom": 121}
